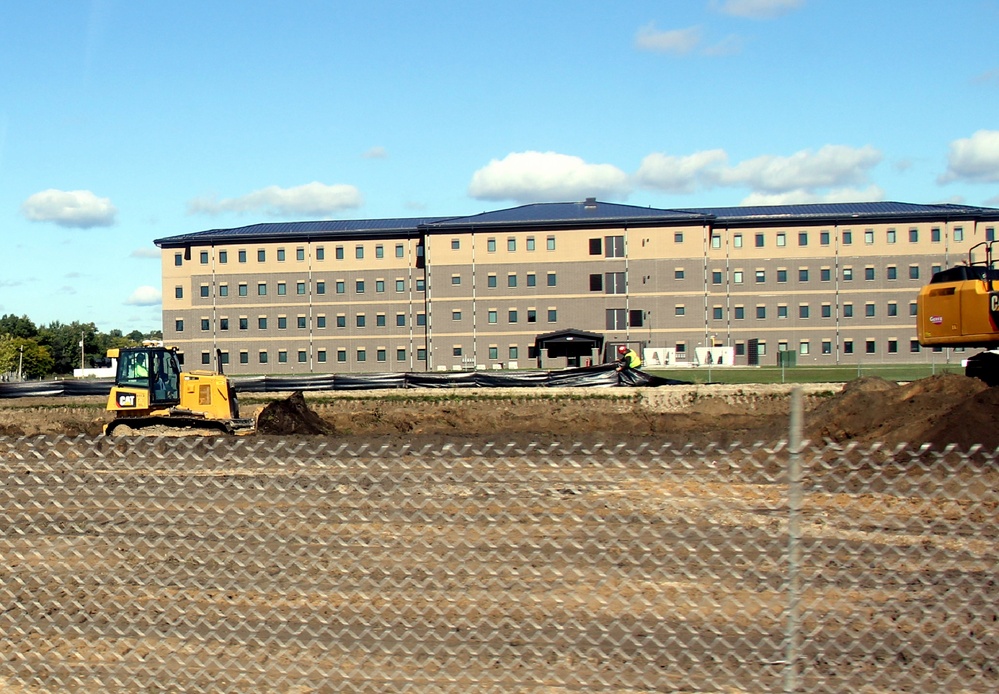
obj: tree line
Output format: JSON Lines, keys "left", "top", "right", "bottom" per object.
{"left": 0, "top": 314, "right": 162, "bottom": 380}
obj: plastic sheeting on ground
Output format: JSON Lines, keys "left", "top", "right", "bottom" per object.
{"left": 0, "top": 364, "right": 689, "bottom": 399}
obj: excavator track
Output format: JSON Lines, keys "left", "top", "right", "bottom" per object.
{"left": 105, "top": 416, "right": 236, "bottom": 437}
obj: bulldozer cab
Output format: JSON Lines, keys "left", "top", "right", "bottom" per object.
{"left": 115, "top": 346, "right": 181, "bottom": 406}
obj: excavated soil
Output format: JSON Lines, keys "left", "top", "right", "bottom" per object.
{"left": 1, "top": 373, "right": 997, "bottom": 451}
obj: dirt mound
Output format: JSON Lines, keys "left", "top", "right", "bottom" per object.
{"left": 256, "top": 391, "right": 335, "bottom": 435}
{"left": 806, "top": 374, "right": 992, "bottom": 449}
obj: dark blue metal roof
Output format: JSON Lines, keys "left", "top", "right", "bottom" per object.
{"left": 422, "top": 200, "right": 707, "bottom": 229}
{"left": 156, "top": 200, "right": 999, "bottom": 247}
{"left": 155, "top": 217, "right": 449, "bottom": 247}
{"left": 681, "top": 201, "right": 997, "bottom": 222}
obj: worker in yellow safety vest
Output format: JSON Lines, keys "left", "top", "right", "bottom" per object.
{"left": 615, "top": 345, "right": 642, "bottom": 371}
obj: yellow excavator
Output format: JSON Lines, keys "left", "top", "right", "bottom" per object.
{"left": 917, "top": 241, "right": 999, "bottom": 385}
{"left": 104, "top": 343, "right": 256, "bottom": 435}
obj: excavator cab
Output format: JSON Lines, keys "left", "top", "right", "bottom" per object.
{"left": 918, "top": 241, "right": 999, "bottom": 385}
{"left": 105, "top": 344, "right": 254, "bottom": 435}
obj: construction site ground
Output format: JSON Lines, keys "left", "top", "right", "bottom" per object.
{"left": 1, "top": 373, "right": 997, "bottom": 451}
{"left": 1, "top": 374, "right": 997, "bottom": 690}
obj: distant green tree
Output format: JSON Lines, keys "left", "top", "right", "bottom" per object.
{"left": 0, "top": 337, "right": 54, "bottom": 379}
{"left": 38, "top": 321, "right": 100, "bottom": 375}
{"left": 0, "top": 314, "right": 38, "bottom": 339}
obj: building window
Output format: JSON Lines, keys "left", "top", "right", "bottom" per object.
{"left": 675, "top": 269, "right": 685, "bottom": 280}
{"left": 733, "top": 234, "right": 743, "bottom": 248}
{"left": 394, "top": 244, "right": 404, "bottom": 258}
{"left": 589, "top": 238, "right": 602, "bottom": 255}
{"left": 487, "top": 238, "right": 497, "bottom": 253}
{"left": 452, "top": 274, "right": 461, "bottom": 286}
{"left": 864, "top": 230, "right": 874, "bottom": 244}
{"left": 452, "top": 347, "right": 462, "bottom": 357}
{"left": 756, "top": 305, "right": 766, "bottom": 319}
{"left": 865, "top": 267, "right": 875, "bottom": 281}
{"left": 298, "top": 350, "right": 307, "bottom": 363}
{"left": 279, "top": 351, "right": 288, "bottom": 363}
{"left": 776, "top": 233, "right": 786, "bottom": 247}
{"left": 258, "top": 317, "right": 267, "bottom": 329}
{"left": 509, "top": 310, "right": 518, "bottom": 323}
{"left": 396, "top": 279, "right": 405, "bottom": 292}
{"left": 820, "top": 231, "right": 830, "bottom": 245}
{"left": 277, "top": 248, "right": 286, "bottom": 262}
{"left": 606, "top": 308, "right": 626, "bottom": 330}
{"left": 821, "top": 304, "right": 831, "bottom": 318}
{"left": 397, "top": 348, "right": 407, "bottom": 361}
{"left": 417, "top": 313, "right": 426, "bottom": 326}
{"left": 357, "top": 349, "right": 367, "bottom": 362}
{"left": 798, "top": 232, "right": 808, "bottom": 246}
{"left": 219, "top": 318, "right": 229, "bottom": 331}
{"left": 526, "top": 273, "right": 536, "bottom": 287}
{"left": 317, "top": 350, "right": 327, "bottom": 363}
{"left": 335, "top": 246, "right": 344, "bottom": 260}
{"left": 317, "top": 281, "right": 326, "bottom": 294}
{"left": 526, "top": 237, "right": 535, "bottom": 251}
{"left": 174, "top": 253, "right": 183, "bottom": 266}
{"left": 200, "top": 251, "right": 209, "bottom": 264}
{"left": 865, "top": 303, "right": 876, "bottom": 317}
{"left": 820, "top": 268, "right": 831, "bottom": 282}
{"left": 396, "top": 314, "right": 406, "bottom": 327}
{"left": 452, "top": 310, "right": 461, "bottom": 321}
{"left": 375, "top": 280, "right": 384, "bottom": 293}
{"left": 887, "top": 229, "right": 896, "bottom": 243}
{"left": 604, "top": 272, "right": 625, "bottom": 294}
{"left": 866, "top": 340, "right": 876, "bottom": 354}
{"left": 605, "top": 235, "right": 625, "bottom": 257}
{"left": 489, "top": 346, "right": 499, "bottom": 360}
{"left": 799, "top": 268, "right": 809, "bottom": 282}
{"left": 547, "top": 236, "right": 555, "bottom": 250}
{"left": 886, "top": 266, "right": 897, "bottom": 280}
{"left": 909, "top": 265, "right": 920, "bottom": 280}
{"left": 799, "top": 305, "right": 810, "bottom": 319}
{"left": 258, "top": 283, "right": 267, "bottom": 296}
{"left": 175, "top": 286, "right": 184, "bottom": 299}
{"left": 201, "top": 318, "right": 210, "bottom": 331}
{"left": 201, "top": 352, "right": 211, "bottom": 365}
{"left": 909, "top": 228, "right": 919, "bottom": 243}
{"left": 777, "top": 269, "right": 787, "bottom": 283}
{"left": 887, "top": 302, "right": 898, "bottom": 317}
{"left": 755, "top": 270, "right": 766, "bottom": 283}
{"left": 888, "top": 340, "right": 898, "bottom": 354}
{"left": 239, "top": 283, "right": 248, "bottom": 296}
{"left": 548, "top": 309, "right": 557, "bottom": 323}
{"left": 733, "top": 271, "right": 743, "bottom": 284}
{"left": 175, "top": 319, "right": 184, "bottom": 331}
{"left": 843, "top": 303, "right": 854, "bottom": 318}
{"left": 355, "top": 245, "right": 364, "bottom": 259}
{"left": 547, "top": 273, "right": 557, "bottom": 287}
{"left": 713, "top": 306, "right": 723, "bottom": 320}
{"left": 259, "top": 351, "right": 268, "bottom": 364}
{"left": 257, "top": 249, "right": 266, "bottom": 262}
{"left": 675, "top": 305, "right": 685, "bottom": 316}
{"left": 297, "top": 282, "right": 306, "bottom": 295}
{"left": 508, "top": 274, "right": 517, "bottom": 288}
{"left": 674, "top": 232, "right": 684, "bottom": 243}
{"left": 931, "top": 227, "right": 942, "bottom": 243}
{"left": 239, "top": 351, "right": 249, "bottom": 365}
{"left": 298, "top": 316, "right": 307, "bottom": 329}
{"left": 755, "top": 233, "right": 765, "bottom": 248}
{"left": 316, "top": 247, "right": 325, "bottom": 260}
{"left": 712, "top": 270, "right": 723, "bottom": 284}
{"left": 799, "top": 341, "right": 810, "bottom": 355}
{"left": 277, "top": 317, "right": 287, "bottom": 330}
{"left": 842, "top": 231, "right": 852, "bottom": 245}
{"left": 508, "top": 238, "right": 516, "bottom": 252}
{"left": 777, "top": 305, "right": 788, "bottom": 319}
{"left": 376, "top": 314, "right": 386, "bottom": 327}
{"left": 842, "top": 268, "right": 853, "bottom": 281}
{"left": 711, "top": 235, "right": 721, "bottom": 249}
{"left": 200, "top": 285, "right": 209, "bottom": 298}
{"left": 337, "top": 350, "right": 347, "bottom": 363}
{"left": 487, "top": 309, "right": 498, "bottom": 324}
{"left": 239, "top": 317, "right": 248, "bottom": 330}
{"left": 734, "top": 306, "right": 745, "bottom": 320}
{"left": 822, "top": 340, "right": 832, "bottom": 355}
{"left": 356, "top": 314, "right": 366, "bottom": 327}
{"left": 844, "top": 340, "right": 854, "bottom": 354}
{"left": 317, "top": 316, "right": 326, "bottom": 328}
{"left": 954, "top": 227, "right": 964, "bottom": 242}
{"left": 277, "top": 282, "right": 286, "bottom": 296}
{"left": 297, "top": 247, "right": 305, "bottom": 261}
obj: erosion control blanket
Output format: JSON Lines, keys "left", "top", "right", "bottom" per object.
{"left": 0, "top": 364, "right": 688, "bottom": 399}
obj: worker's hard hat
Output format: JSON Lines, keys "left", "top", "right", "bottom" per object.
{"left": 618, "top": 345, "right": 628, "bottom": 354}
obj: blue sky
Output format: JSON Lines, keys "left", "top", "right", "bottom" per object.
{"left": 2, "top": 0, "right": 999, "bottom": 333}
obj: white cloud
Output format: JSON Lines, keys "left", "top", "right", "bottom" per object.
{"left": 636, "top": 150, "right": 728, "bottom": 194}
{"left": 939, "top": 130, "right": 999, "bottom": 184}
{"left": 637, "top": 144, "right": 882, "bottom": 198}
{"left": 21, "top": 189, "right": 117, "bottom": 228}
{"left": 362, "top": 146, "right": 388, "bottom": 159}
{"left": 130, "top": 247, "right": 160, "bottom": 259}
{"left": 634, "top": 24, "right": 702, "bottom": 55}
{"left": 124, "top": 285, "right": 161, "bottom": 306}
{"left": 740, "top": 185, "right": 885, "bottom": 206}
{"left": 714, "top": 0, "right": 804, "bottom": 19}
{"left": 187, "top": 182, "right": 363, "bottom": 218}
{"left": 715, "top": 145, "right": 882, "bottom": 192}
{"left": 468, "top": 151, "right": 631, "bottom": 203}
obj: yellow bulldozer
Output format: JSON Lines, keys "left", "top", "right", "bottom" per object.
{"left": 104, "top": 343, "right": 255, "bottom": 435}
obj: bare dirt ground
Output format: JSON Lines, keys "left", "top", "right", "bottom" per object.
{"left": 1, "top": 375, "right": 997, "bottom": 691}
{"left": 1, "top": 373, "right": 996, "bottom": 451}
